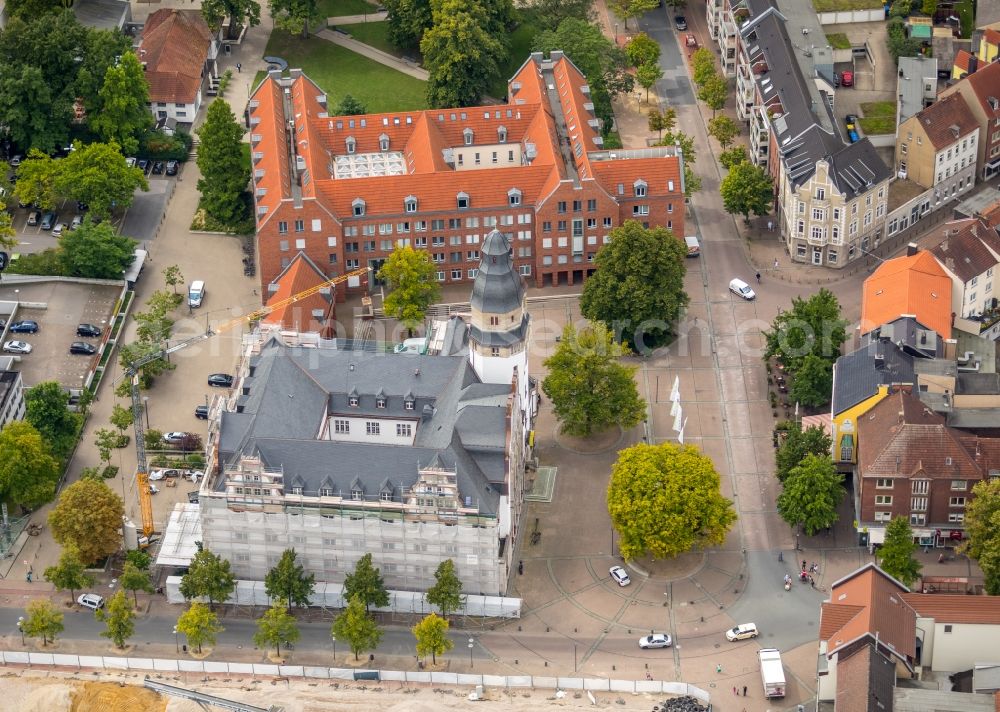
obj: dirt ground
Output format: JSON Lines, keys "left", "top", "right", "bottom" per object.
{"left": 0, "top": 670, "right": 684, "bottom": 711}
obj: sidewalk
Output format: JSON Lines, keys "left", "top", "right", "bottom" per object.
{"left": 328, "top": 10, "right": 388, "bottom": 25}
{"left": 315, "top": 28, "right": 428, "bottom": 80}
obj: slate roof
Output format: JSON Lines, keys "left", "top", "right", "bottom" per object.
{"left": 831, "top": 341, "right": 915, "bottom": 416}
{"left": 930, "top": 219, "right": 1000, "bottom": 283}
{"left": 471, "top": 230, "right": 524, "bottom": 314}
{"left": 861, "top": 250, "right": 953, "bottom": 339}
{"left": 913, "top": 93, "right": 980, "bottom": 150}
{"left": 139, "top": 9, "right": 211, "bottom": 105}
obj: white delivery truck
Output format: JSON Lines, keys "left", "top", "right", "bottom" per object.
{"left": 758, "top": 648, "right": 786, "bottom": 698}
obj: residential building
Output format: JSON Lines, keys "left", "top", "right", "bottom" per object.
{"left": 976, "top": 27, "right": 1000, "bottom": 64}
{"left": 895, "top": 93, "right": 978, "bottom": 205}
{"left": 248, "top": 53, "right": 685, "bottom": 298}
{"left": 859, "top": 247, "right": 953, "bottom": 339}
{"left": 0, "top": 369, "right": 25, "bottom": 430}
{"left": 928, "top": 218, "right": 1000, "bottom": 318}
{"left": 261, "top": 252, "right": 337, "bottom": 337}
{"left": 137, "top": 9, "right": 218, "bottom": 125}
{"left": 939, "top": 60, "right": 1000, "bottom": 180}
{"left": 197, "top": 230, "right": 535, "bottom": 596}
{"left": 952, "top": 49, "right": 978, "bottom": 81}
{"left": 726, "top": 0, "right": 891, "bottom": 268}
{"left": 855, "top": 390, "right": 1000, "bottom": 546}
{"left": 896, "top": 57, "right": 938, "bottom": 127}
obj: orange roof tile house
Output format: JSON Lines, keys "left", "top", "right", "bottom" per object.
{"left": 248, "top": 52, "right": 686, "bottom": 298}
{"left": 860, "top": 247, "right": 953, "bottom": 339}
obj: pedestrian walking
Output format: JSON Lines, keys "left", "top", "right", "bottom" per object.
{"left": 237, "top": 62, "right": 242, "bottom": 73}
{"left": 716, "top": 664, "right": 722, "bottom": 673}
{"left": 518, "top": 560, "right": 523, "bottom": 575}
{"left": 773, "top": 257, "right": 779, "bottom": 268}
{"left": 755, "top": 272, "right": 761, "bottom": 284}
{"left": 743, "top": 685, "right": 747, "bottom": 696}
{"left": 733, "top": 686, "right": 738, "bottom": 696}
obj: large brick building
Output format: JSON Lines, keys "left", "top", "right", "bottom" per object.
{"left": 248, "top": 52, "right": 686, "bottom": 296}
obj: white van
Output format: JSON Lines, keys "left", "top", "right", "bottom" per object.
{"left": 729, "top": 278, "right": 756, "bottom": 301}
{"left": 684, "top": 235, "right": 700, "bottom": 257}
{"left": 188, "top": 280, "right": 206, "bottom": 308}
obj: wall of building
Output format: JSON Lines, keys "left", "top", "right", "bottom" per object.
{"left": 0, "top": 372, "right": 24, "bottom": 429}
{"left": 833, "top": 385, "right": 892, "bottom": 464}
{"left": 925, "top": 621, "right": 1000, "bottom": 672}
{"left": 150, "top": 98, "right": 199, "bottom": 123}
{"left": 453, "top": 143, "right": 522, "bottom": 170}
{"left": 896, "top": 120, "right": 938, "bottom": 187}
{"left": 324, "top": 415, "right": 419, "bottom": 446}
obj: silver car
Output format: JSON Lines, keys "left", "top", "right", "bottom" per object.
{"left": 639, "top": 633, "right": 672, "bottom": 649}
{"left": 2, "top": 340, "right": 31, "bottom": 354}
{"left": 77, "top": 593, "right": 105, "bottom": 610}
{"left": 610, "top": 565, "right": 631, "bottom": 587}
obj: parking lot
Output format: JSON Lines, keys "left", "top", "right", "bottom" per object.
{"left": 0, "top": 281, "right": 121, "bottom": 389}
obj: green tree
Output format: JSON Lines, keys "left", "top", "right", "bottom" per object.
{"left": 776, "top": 423, "right": 832, "bottom": 483}
{"left": 690, "top": 48, "right": 717, "bottom": 86}
{"left": 421, "top": 0, "right": 505, "bottom": 107}
{"left": 176, "top": 602, "right": 224, "bottom": 654}
{"left": 886, "top": 17, "right": 922, "bottom": 62}
{"left": 608, "top": 443, "right": 737, "bottom": 560}
{"left": 659, "top": 129, "right": 696, "bottom": 166}
{"left": 542, "top": 323, "right": 646, "bottom": 437}
{"left": 764, "top": 289, "right": 848, "bottom": 374}
{"left": 647, "top": 107, "right": 676, "bottom": 140}
{"left": 120, "top": 561, "right": 154, "bottom": 606}
{"left": 49, "top": 479, "right": 124, "bottom": 564}
{"left": 921, "top": 0, "right": 937, "bottom": 18}
{"left": 720, "top": 160, "right": 773, "bottom": 224}
{"left": 344, "top": 553, "right": 390, "bottom": 613}
{"left": 609, "top": 0, "right": 659, "bottom": 30}
{"left": 624, "top": 32, "right": 660, "bottom": 68}
{"left": 90, "top": 53, "right": 151, "bottom": 155}
{"left": 636, "top": 63, "right": 663, "bottom": 102}
{"left": 264, "top": 549, "right": 316, "bottom": 611}
{"left": 777, "top": 454, "right": 844, "bottom": 535}
{"left": 331, "top": 594, "right": 383, "bottom": 661}
{"left": 378, "top": 245, "right": 441, "bottom": 333}
{"left": 56, "top": 141, "right": 148, "bottom": 218}
{"left": 0, "top": 197, "right": 14, "bottom": 251}
{"left": 580, "top": 220, "right": 689, "bottom": 350}
{"left": 162, "top": 264, "right": 184, "bottom": 295}
{"left": 12, "top": 149, "right": 59, "bottom": 210}
{"left": 789, "top": 353, "right": 834, "bottom": 408}
{"left": 383, "top": 0, "right": 432, "bottom": 49}
{"left": 412, "top": 612, "right": 453, "bottom": 664}
{"left": 0, "top": 420, "right": 61, "bottom": 509}
{"left": 253, "top": 604, "right": 300, "bottom": 657}
{"left": 97, "top": 590, "right": 135, "bottom": 649}
{"left": 126, "top": 550, "right": 152, "bottom": 571}
{"left": 961, "top": 479, "right": 1000, "bottom": 594}
{"left": 6, "top": 0, "right": 62, "bottom": 18}
{"left": 75, "top": 26, "right": 133, "bottom": 117}
{"left": 533, "top": 0, "right": 595, "bottom": 28}
{"left": 719, "top": 146, "right": 748, "bottom": 171}
{"left": 201, "top": 0, "right": 261, "bottom": 40}
{"left": 697, "top": 74, "right": 728, "bottom": 117}
{"left": 60, "top": 220, "right": 137, "bottom": 279}
{"left": 25, "top": 381, "right": 80, "bottom": 460}
{"left": 708, "top": 115, "right": 739, "bottom": 149}
{"left": 22, "top": 599, "right": 64, "bottom": 646}
{"left": 179, "top": 547, "right": 236, "bottom": 610}
{"left": 110, "top": 403, "right": 134, "bottom": 445}
{"left": 93, "top": 428, "right": 118, "bottom": 468}
{"left": 196, "top": 99, "right": 250, "bottom": 226}
{"left": 269, "top": 0, "right": 320, "bottom": 38}
{"left": 334, "top": 94, "right": 368, "bottom": 116}
{"left": 43, "top": 546, "right": 94, "bottom": 604}
{"left": 425, "top": 559, "right": 464, "bottom": 617}
{"left": 878, "top": 517, "right": 922, "bottom": 586}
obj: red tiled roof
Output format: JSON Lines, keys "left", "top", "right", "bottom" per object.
{"left": 984, "top": 27, "right": 1000, "bottom": 46}
{"left": 861, "top": 250, "right": 952, "bottom": 338}
{"left": 264, "top": 253, "right": 335, "bottom": 334}
{"left": 900, "top": 592, "right": 1000, "bottom": 624}
{"left": 821, "top": 564, "right": 916, "bottom": 661}
{"left": 954, "top": 49, "right": 976, "bottom": 74}
{"left": 914, "top": 93, "right": 980, "bottom": 150}
{"left": 139, "top": 9, "right": 211, "bottom": 105}
{"left": 252, "top": 77, "right": 292, "bottom": 231}
{"left": 930, "top": 218, "right": 1000, "bottom": 283}
{"left": 962, "top": 60, "right": 1000, "bottom": 119}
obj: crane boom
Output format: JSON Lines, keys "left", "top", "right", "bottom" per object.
{"left": 126, "top": 266, "right": 370, "bottom": 542}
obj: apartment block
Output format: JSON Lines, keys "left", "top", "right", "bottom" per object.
{"left": 895, "top": 93, "right": 978, "bottom": 203}
{"left": 939, "top": 60, "right": 1000, "bottom": 180}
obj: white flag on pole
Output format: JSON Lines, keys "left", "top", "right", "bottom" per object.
{"left": 673, "top": 408, "right": 683, "bottom": 433}
{"left": 670, "top": 376, "right": 680, "bottom": 403}
{"left": 678, "top": 418, "right": 688, "bottom": 444}
{"left": 670, "top": 398, "right": 680, "bottom": 417}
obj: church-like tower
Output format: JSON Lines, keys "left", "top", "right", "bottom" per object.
{"left": 468, "top": 229, "right": 530, "bottom": 404}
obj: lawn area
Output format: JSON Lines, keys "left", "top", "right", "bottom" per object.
{"left": 317, "top": 0, "right": 378, "bottom": 18}
{"left": 812, "top": 0, "right": 882, "bottom": 10}
{"left": 826, "top": 33, "right": 851, "bottom": 50}
{"left": 335, "top": 21, "right": 400, "bottom": 57}
{"left": 955, "top": 0, "right": 973, "bottom": 39}
{"left": 489, "top": 15, "right": 541, "bottom": 99}
{"left": 859, "top": 101, "right": 897, "bottom": 135}
{"left": 264, "top": 31, "right": 427, "bottom": 112}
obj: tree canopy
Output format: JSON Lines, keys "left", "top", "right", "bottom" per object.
{"left": 60, "top": 220, "right": 138, "bottom": 280}
{"left": 22, "top": 600, "right": 64, "bottom": 646}
{"left": 609, "top": 0, "right": 659, "bottom": 30}
{"left": 425, "top": 559, "right": 464, "bottom": 617}
{"left": 196, "top": 99, "right": 250, "bottom": 227}
{"left": 201, "top": 0, "right": 262, "bottom": 40}
{"left": 790, "top": 353, "right": 835, "bottom": 408}
{"left": 176, "top": 602, "right": 224, "bottom": 653}
{"left": 378, "top": 246, "right": 441, "bottom": 332}
{"left": 697, "top": 74, "right": 728, "bottom": 116}
{"left": 878, "top": 517, "right": 921, "bottom": 587}
{"left": 777, "top": 453, "right": 844, "bottom": 535}
{"left": 57, "top": 141, "right": 148, "bottom": 218}
{"left": 334, "top": 94, "right": 368, "bottom": 116}
{"left": 97, "top": 590, "right": 136, "bottom": 649}
{"left": 608, "top": 442, "right": 737, "bottom": 560}
{"left": 43, "top": 546, "right": 94, "bottom": 604}
{"left": 13, "top": 150, "right": 59, "bottom": 210}
{"left": 690, "top": 48, "right": 717, "bottom": 87}
{"left": 332, "top": 594, "right": 383, "bottom": 660}
{"left": 542, "top": 322, "right": 646, "bottom": 437}
{"left": 48, "top": 479, "right": 124, "bottom": 564}
{"left": 120, "top": 561, "right": 154, "bottom": 606}
{"left": 253, "top": 604, "right": 300, "bottom": 657}
{"left": 412, "top": 613, "right": 453, "bottom": 664}
{"left": 264, "top": 549, "right": 316, "bottom": 611}
{"left": 180, "top": 547, "right": 237, "bottom": 609}
{"left": 532, "top": 0, "right": 595, "bottom": 28}
{"left": 269, "top": 0, "right": 321, "bottom": 38}
{"left": 383, "top": 0, "right": 432, "bottom": 49}
{"left": 961, "top": 479, "right": 1000, "bottom": 595}
{"left": 624, "top": 33, "right": 660, "bottom": 68}
{"left": 421, "top": 0, "right": 505, "bottom": 107}
{"left": 0, "top": 421, "right": 61, "bottom": 510}
{"left": 580, "top": 220, "right": 689, "bottom": 350}
{"left": 90, "top": 52, "right": 151, "bottom": 156}
{"left": 720, "top": 160, "right": 773, "bottom": 224}
{"left": 707, "top": 115, "right": 739, "bottom": 149}
{"left": 25, "top": 380, "right": 80, "bottom": 460}
{"left": 775, "top": 423, "right": 832, "bottom": 482}
{"left": 764, "top": 288, "right": 848, "bottom": 373}
{"left": 343, "top": 553, "right": 390, "bottom": 613}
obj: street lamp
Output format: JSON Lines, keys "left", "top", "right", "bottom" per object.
{"left": 468, "top": 637, "right": 474, "bottom": 669}
{"left": 173, "top": 626, "right": 179, "bottom": 654}
{"left": 332, "top": 634, "right": 337, "bottom": 662}
{"left": 143, "top": 396, "right": 150, "bottom": 429}
{"left": 17, "top": 616, "right": 24, "bottom": 645}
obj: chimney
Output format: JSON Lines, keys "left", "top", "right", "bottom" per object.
{"left": 906, "top": 242, "right": 918, "bottom": 256}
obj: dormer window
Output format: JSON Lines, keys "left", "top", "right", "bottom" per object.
{"left": 508, "top": 187, "right": 522, "bottom": 206}
{"left": 351, "top": 488, "right": 362, "bottom": 501}
{"left": 457, "top": 191, "right": 470, "bottom": 209}
{"left": 463, "top": 127, "right": 474, "bottom": 145}
{"left": 352, "top": 198, "right": 366, "bottom": 217}
{"left": 345, "top": 136, "right": 356, "bottom": 154}
{"left": 376, "top": 397, "right": 386, "bottom": 409}
{"left": 634, "top": 179, "right": 647, "bottom": 198}
{"left": 404, "top": 398, "right": 415, "bottom": 411}
{"left": 668, "top": 180, "right": 675, "bottom": 192}
{"left": 349, "top": 396, "right": 359, "bottom": 407}
{"left": 379, "top": 133, "right": 390, "bottom": 151}
{"left": 380, "top": 489, "right": 392, "bottom": 502}
{"left": 404, "top": 195, "right": 418, "bottom": 213}
{"left": 498, "top": 125, "right": 507, "bottom": 143}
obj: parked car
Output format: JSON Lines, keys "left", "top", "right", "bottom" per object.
{"left": 162, "top": 432, "right": 189, "bottom": 445}
{"left": 208, "top": 373, "right": 234, "bottom": 388}
{"left": 152, "top": 161, "right": 165, "bottom": 175}
{"left": 188, "top": 470, "right": 204, "bottom": 483}
{"left": 729, "top": 278, "right": 756, "bottom": 301}
{"left": 137, "top": 159, "right": 150, "bottom": 173}
{"left": 40, "top": 212, "right": 57, "bottom": 230}
{"left": 840, "top": 70, "right": 853, "bottom": 87}
{"left": 76, "top": 323, "right": 101, "bottom": 338}
{"left": 70, "top": 214, "right": 84, "bottom": 230}
{"left": 9, "top": 155, "right": 22, "bottom": 168}
{"left": 639, "top": 634, "right": 673, "bottom": 649}
{"left": 26, "top": 209, "right": 40, "bottom": 226}
{"left": 149, "top": 483, "right": 160, "bottom": 495}
{"left": 165, "top": 160, "right": 179, "bottom": 176}
{"left": 845, "top": 114, "right": 858, "bottom": 129}
{"left": 9, "top": 320, "right": 38, "bottom": 333}
{"left": 3, "top": 340, "right": 31, "bottom": 354}
{"left": 726, "top": 623, "right": 759, "bottom": 641}
{"left": 194, "top": 404, "right": 209, "bottom": 419}
{"left": 77, "top": 593, "right": 105, "bottom": 610}
{"left": 76, "top": 201, "right": 88, "bottom": 212}
{"left": 149, "top": 468, "right": 182, "bottom": 480}
{"left": 69, "top": 341, "right": 96, "bottom": 355}
{"left": 674, "top": 15, "right": 687, "bottom": 30}
{"left": 187, "top": 490, "right": 200, "bottom": 503}
{"left": 51, "top": 222, "right": 66, "bottom": 237}
{"left": 610, "top": 565, "right": 631, "bottom": 587}
{"left": 125, "top": 157, "right": 137, "bottom": 168}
